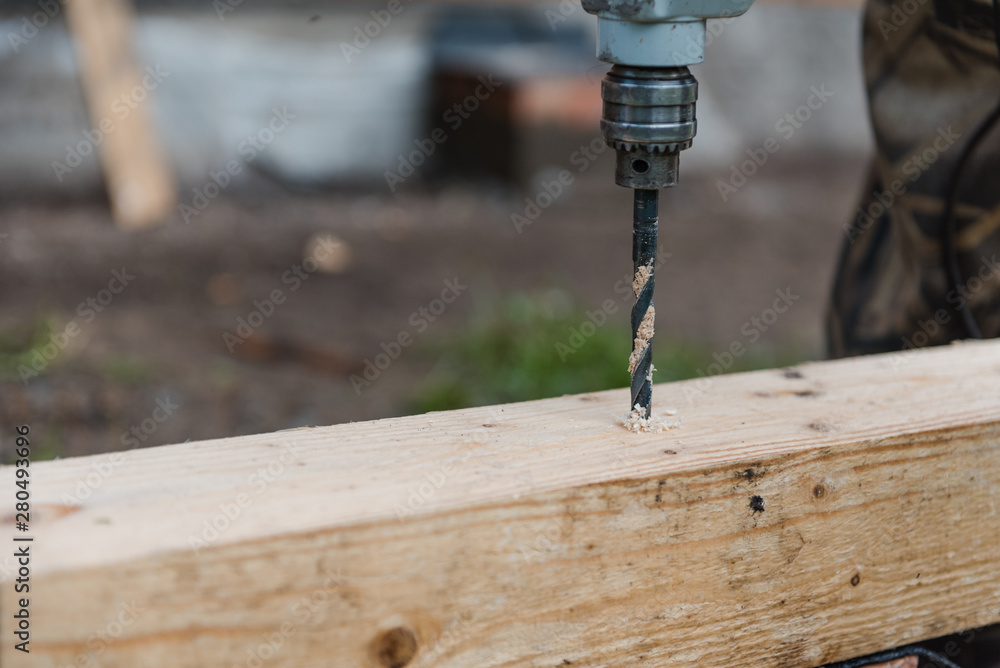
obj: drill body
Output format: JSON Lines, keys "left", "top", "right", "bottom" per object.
{"left": 584, "top": 0, "right": 756, "bottom": 188}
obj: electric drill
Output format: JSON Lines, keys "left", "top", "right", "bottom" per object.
{"left": 582, "top": 0, "right": 755, "bottom": 425}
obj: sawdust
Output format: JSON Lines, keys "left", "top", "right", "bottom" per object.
{"left": 627, "top": 262, "right": 656, "bottom": 375}
{"left": 627, "top": 306, "right": 655, "bottom": 373}
{"left": 632, "top": 263, "right": 653, "bottom": 296}
{"left": 623, "top": 261, "right": 665, "bottom": 433}
{"left": 621, "top": 403, "right": 681, "bottom": 434}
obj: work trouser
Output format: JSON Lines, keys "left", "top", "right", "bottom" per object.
{"left": 828, "top": 0, "right": 1000, "bottom": 356}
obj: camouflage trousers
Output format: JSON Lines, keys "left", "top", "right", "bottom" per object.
{"left": 828, "top": 0, "right": 1000, "bottom": 357}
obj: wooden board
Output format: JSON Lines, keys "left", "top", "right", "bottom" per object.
{"left": 65, "top": 0, "right": 176, "bottom": 229}
{"left": 3, "top": 341, "right": 1000, "bottom": 666}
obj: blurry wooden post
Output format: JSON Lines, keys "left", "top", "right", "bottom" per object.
{"left": 65, "top": 0, "right": 176, "bottom": 230}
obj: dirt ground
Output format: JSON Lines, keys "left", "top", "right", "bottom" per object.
{"left": 0, "top": 141, "right": 868, "bottom": 460}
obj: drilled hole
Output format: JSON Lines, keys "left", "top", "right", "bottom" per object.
{"left": 631, "top": 159, "right": 650, "bottom": 174}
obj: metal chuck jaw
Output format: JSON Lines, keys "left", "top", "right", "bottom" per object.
{"left": 600, "top": 65, "right": 697, "bottom": 189}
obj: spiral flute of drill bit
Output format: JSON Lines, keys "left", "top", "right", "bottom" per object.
{"left": 629, "top": 189, "right": 658, "bottom": 416}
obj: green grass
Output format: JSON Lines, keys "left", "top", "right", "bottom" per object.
{"left": 0, "top": 317, "right": 55, "bottom": 380}
{"left": 32, "top": 427, "right": 61, "bottom": 462}
{"left": 103, "top": 356, "right": 154, "bottom": 385}
{"left": 409, "top": 293, "right": 804, "bottom": 413}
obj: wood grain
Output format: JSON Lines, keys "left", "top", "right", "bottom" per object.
{"left": 3, "top": 341, "right": 1000, "bottom": 666}
{"left": 65, "top": 0, "right": 176, "bottom": 229}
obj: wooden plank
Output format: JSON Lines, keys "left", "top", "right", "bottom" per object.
{"left": 65, "top": 0, "right": 176, "bottom": 230}
{"left": 3, "top": 340, "right": 1000, "bottom": 666}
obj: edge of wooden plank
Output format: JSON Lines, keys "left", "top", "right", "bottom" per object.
{"left": 4, "top": 339, "right": 1000, "bottom": 579}
{"left": 5, "top": 415, "right": 1000, "bottom": 666}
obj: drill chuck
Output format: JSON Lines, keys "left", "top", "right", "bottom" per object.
{"left": 600, "top": 66, "right": 697, "bottom": 189}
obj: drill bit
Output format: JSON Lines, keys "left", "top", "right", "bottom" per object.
{"left": 597, "top": 65, "right": 694, "bottom": 424}
{"left": 629, "top": 189, "right": 657, "bottom": 417}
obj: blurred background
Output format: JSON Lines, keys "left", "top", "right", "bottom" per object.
{"left": 0, "top": 0, "right": 873, "bottom": 460}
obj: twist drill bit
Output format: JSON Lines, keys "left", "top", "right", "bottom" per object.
{"left": 597, "top": 66, "right": 695, "bottom": 420}
{"left": 629, "top": 189, "right": 657, "bottom": 416}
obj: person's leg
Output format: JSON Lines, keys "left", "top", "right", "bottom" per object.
{"left": 828, "top": 0, "right": 1000, "bottom": 357}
